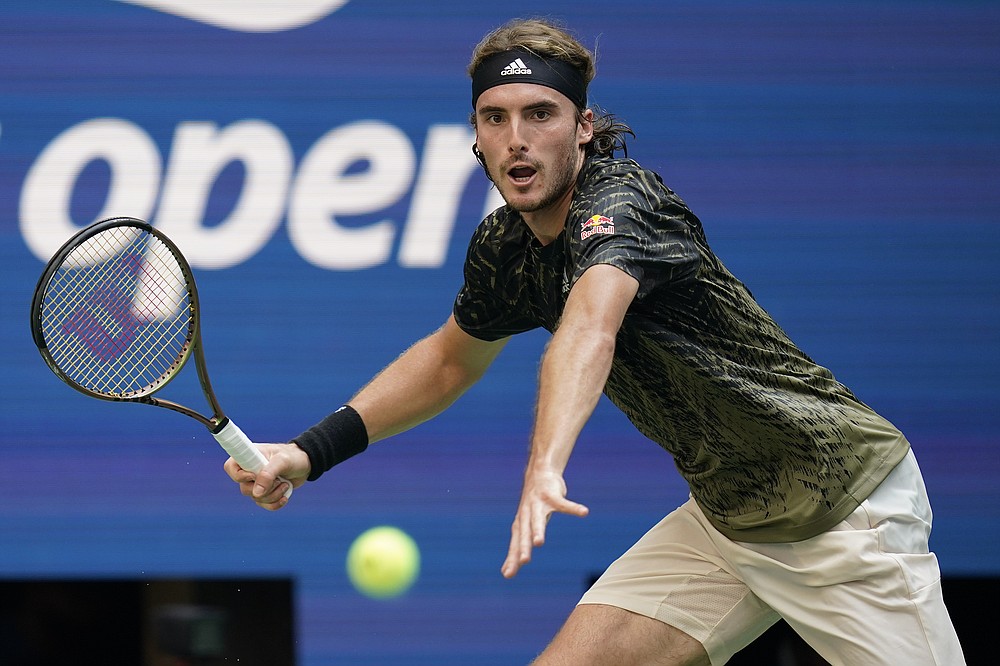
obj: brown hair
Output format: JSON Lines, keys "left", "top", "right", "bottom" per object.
{"left": 468, "top": 18, "right": 633, "bottom": 158}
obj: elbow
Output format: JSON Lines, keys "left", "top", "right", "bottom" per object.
{"left": 554, "top": 319, "right": 619, "bottom": 361}
{"left": 594, "top": 330, "right": 618, "bottom": 363}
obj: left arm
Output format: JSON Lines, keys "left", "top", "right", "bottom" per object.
{"left": 502, "top": 263, "right": 639, "bottom": 578}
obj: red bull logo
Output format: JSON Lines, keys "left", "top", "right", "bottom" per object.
{"left": 581, "top": 214, "right": 614, "bottom": 240}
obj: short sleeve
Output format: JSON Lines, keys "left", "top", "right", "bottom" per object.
{"left": 452, "top": 214, "right": 538, "bottom": 341}
{"left": 568, "top": 166, "right": 701, "bottom": 300}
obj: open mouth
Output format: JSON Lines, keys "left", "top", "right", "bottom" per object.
{"left": 507, "top": 165, "right": 537, "bottom": 184}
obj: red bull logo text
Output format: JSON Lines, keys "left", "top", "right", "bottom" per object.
{"left": 581, "top": 214, "right": 614, "bottom": 240}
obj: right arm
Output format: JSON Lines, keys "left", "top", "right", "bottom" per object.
{"left": 225, "top": 314, "right": 507, "bottom": 508}
{"left": 349, "top": 314, "right": 508, "bottom": 443}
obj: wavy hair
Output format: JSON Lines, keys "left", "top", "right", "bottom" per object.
{"left": 468, "top": 18, "right": 633, "bottom": 158}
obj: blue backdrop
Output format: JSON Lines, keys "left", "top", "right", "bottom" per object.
{"left": 2, "top": 1, "right": 998, "bottom": 663}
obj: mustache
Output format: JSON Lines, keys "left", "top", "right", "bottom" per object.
{"left": 500, "top": 153, "right": 542, "bottom": 173}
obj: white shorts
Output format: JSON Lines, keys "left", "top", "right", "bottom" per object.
{"left": 579, "top": 450, "right": 966, "bottom": 665}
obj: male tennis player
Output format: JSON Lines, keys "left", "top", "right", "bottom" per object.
{"left": 226, "top": 18, "right": 965, "bottom": 665}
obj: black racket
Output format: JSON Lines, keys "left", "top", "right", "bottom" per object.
{"left": 30, "top": 216, "right": 291, "bottom": 496}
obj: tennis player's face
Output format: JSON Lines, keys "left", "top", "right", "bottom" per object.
{"left": 474, "top": 84, "right": 593, "bottom": 230}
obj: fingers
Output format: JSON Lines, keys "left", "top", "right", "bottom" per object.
{"left": 223, "top": 456, "right": 252, "bottom": 483}
{"left": 224, "top": 443, "right": 305, "bottom": 512}
{"left": 251, "top": 481, "right": 291, "bottom": 511}
{"left": 502, "top": 511, "right": 533, "bottom": 579}
{"left": 501, "top": 491, "right": 590, "bottom": 579}
{"left": 225, "top": 460, "right": 290, "bottom": 509}
{"left": 558, "top": 497, "right": 590, "bottom": 518}
{"left": 251, "top": 466, "right": 279, "bottom": 498}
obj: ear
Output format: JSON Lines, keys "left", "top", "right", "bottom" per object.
{"left": 577, "top": 108, "right": 595, "bottom": 146}
{"left": 471, "top": 142, "right": 493, "bottom": 182}
{"left": 472, "top": 126, "right": 482, "bottom": 157}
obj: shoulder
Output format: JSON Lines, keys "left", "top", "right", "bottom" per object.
{"left": 566, "top": 158, "right": 704, "bottom": 295}
{"left": 572, "top": 157, "right": 697, "bottom": 233}
{"left": 578, "top": 157, "right": 661, "bottom": 191}
{"left": 574, "top": 158, "right": 685, "bottom": 219}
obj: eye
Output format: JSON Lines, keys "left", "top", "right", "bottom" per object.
{"left": 486, "top": 113, "right": 503, "bottom": 125}
{"left": 532, "top": 109, "right": 551, "bottom": 121}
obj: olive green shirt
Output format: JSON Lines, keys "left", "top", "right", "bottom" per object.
{"left": 453, "top": 157, "right": 909, "bottom": 542}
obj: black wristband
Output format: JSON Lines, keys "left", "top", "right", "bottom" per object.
{"left": 292, "top": 405, "right": 369, "bottom": 481}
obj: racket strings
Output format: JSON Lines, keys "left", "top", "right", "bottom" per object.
{"left": 40, "top": 226, "right": 196, "bottom": 397}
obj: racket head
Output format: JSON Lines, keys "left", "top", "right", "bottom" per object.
{"left": 30, "top": 217, "right": 201, "bottom": 403}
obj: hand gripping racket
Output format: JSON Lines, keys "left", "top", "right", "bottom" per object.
{"left": 30, "top": 216, "right": 291, "bottom": 497}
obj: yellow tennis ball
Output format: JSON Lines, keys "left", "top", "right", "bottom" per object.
{"left": 346, "top": 526, "right": 420, "bottom": 599}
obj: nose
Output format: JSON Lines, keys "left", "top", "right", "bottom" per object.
{"left": 507, "top": 118, "right": 528, "bottom": 154}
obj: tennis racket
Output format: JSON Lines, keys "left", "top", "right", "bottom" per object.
{"left": 30, "top": 216, "right": 291, "bottom": 497}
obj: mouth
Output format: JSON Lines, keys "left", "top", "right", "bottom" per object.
{"left": 506, "top": 164, "right": 537, "bottom": 186}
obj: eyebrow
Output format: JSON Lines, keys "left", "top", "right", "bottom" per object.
{"left": 476, "top": 99, "right": 561, "bottom": 116}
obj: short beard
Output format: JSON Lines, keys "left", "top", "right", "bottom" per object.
{"left": 493, "top": 135, "right": 582, "bottom": 214}
{"left": 508, "top": 154, "right": 578, "bottom": 214}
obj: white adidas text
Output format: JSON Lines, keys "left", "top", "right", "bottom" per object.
{"left": 501, "top": 58, "right": 531, "bottom": 75}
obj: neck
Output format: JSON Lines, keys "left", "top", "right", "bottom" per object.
{"left": 522, "top": 185, "right": 575, "bottom": 245}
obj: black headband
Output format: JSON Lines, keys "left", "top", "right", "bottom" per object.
{"left": 471, "top": 49, "right": 588, "bottom": 110}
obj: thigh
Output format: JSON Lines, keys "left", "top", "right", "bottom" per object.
{"left": 580, "top": 500, "right": 780, "bottom": 664}
{"left": 724, "top": 451, "right": 966, "bottom": 665}
{"left": 532, "top": 604, "right": 710, "bottom": 666}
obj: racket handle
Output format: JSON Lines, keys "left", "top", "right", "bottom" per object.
{"left": 214, "top": 419, "right": 293, "bottom": 499}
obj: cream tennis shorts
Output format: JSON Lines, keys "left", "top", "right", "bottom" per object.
{"left": 579, "top": 450, "right": 965, "bottom": 665}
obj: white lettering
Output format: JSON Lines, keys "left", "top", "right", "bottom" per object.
{"left": 581, "top": 224, "right": 614, "bottom": 240}
{"left": 288, "top": 120, "right": 414, "bottom": 270}
{"left": 19, "top": 117, "right": 495, "bottom": 270}
{"left": 20, "top": 118, "right": 161, "bottom": 261}
{"left": 399, "top": 124, "right": 478, "bottom": 268}
{"left": 156, "top": 120, "right": 292, "bottom": 269}
{"left": 118, "top": 0, "right": 351, "bottom": 33}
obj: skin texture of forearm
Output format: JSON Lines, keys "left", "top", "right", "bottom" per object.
{"left": 349, "top": 315, "right": 507, "bottom": 443}
{"left": 501, "top": 265, "right": 639, "bottom": 578}
{"left": 528, "top": 264, "right": 637, "bottom": 470}
{"left": 529, "top": 317, "right": 616, "bottom": 474}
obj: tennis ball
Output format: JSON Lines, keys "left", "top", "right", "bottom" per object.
{"left": 346, "top": 526, "right": 420, "bottom": 599}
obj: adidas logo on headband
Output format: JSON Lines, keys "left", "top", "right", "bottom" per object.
{"left": 472, "top": 49, "right": 588, "bottom": 109}
{"left": 501, "top": 58, "right": 532, "bottom": 76}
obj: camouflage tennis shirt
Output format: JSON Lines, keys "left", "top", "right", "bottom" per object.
{"left": 453, "top": 156, "right": 909, "bottom": 543}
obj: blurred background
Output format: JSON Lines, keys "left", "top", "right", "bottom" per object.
{"left": 2, "top": 1, "right": 997, "bottom": 663}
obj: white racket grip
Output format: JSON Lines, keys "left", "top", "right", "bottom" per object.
{"left": 214, "top": 420, "right": 293, "bottom": 498}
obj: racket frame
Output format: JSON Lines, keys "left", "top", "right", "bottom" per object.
{"left": 30, "top": 217, "right": 229, "bottom": 430}
{"left": 30, "top": 217, "right": 289, "bottom": 495}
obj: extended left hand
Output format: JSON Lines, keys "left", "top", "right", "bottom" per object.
{"left": 501, "top": 467, "right": 589, "bottom": 578}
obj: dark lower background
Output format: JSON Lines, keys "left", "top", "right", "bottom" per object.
{"left": 0, "top": 576, "right": 989, "bottom": 665}
{"left": 0, "top": 578, "right": 295, "bottom": 666}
